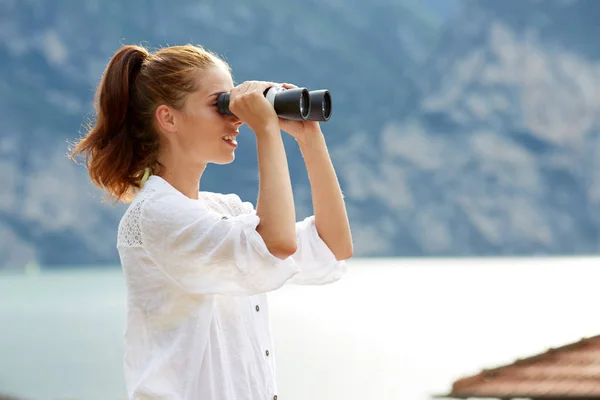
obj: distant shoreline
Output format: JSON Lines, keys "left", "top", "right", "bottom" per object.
{"left": 1, "top": 394, "right": 25, "bottom": 400}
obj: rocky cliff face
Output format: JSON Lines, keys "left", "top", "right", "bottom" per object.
{"left": 334, "top": 0, "right": 600, "bottom": 256}
{"left": 0, "top": 0, "right": 598, "bottom": 269}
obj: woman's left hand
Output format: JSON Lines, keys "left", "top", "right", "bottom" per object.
{"left": 277, "top": 83, "right": 322, "bottom": 141}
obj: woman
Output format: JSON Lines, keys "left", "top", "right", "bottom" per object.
{"left": 70, "top": 43, "right": 353, "bottom": 400}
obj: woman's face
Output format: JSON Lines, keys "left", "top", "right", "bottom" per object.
{"left": 160, "top": 65, "right": 242, "bottom": 166}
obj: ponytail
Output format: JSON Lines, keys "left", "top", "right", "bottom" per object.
{"left": 70, "top": 43, "right": 230, "bottom": 203}
{"left": 70, "top": 45, "right": 157, "bottom": 203}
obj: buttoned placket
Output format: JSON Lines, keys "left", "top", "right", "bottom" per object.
{"left": 254, "top": 298, "right": 278, "bottom": 400}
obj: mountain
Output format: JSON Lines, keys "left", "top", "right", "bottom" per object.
{"left": 335, "top": 0, "right": 600, "bottom": 255}
{"left": 1, "top": 0, "right": 599, "bottom": 269}
{"left": 0, "top": 0, "right": 439, "bottom": 268}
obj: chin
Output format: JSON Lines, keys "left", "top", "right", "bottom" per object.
{"left": 212, "top": 153, "right": 236, "bottom": 165}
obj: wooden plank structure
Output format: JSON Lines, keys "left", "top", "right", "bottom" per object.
{"left": 434, "top": 335, "right": 600, "bottom": 400}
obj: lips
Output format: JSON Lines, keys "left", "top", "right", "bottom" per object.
{"left": 223, "top": 132, "right": 238, "bottom": 146}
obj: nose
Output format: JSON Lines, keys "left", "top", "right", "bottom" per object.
{"left": 228, "top": 113, "right": 242, "bottom": 127}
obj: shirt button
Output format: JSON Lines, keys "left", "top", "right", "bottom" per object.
{"left": 266, "top": 350, "right": 270, "bottom": 356}
{"left": 273, "top": 396, "right": 278, "bottom": 400}
{"left": 256, "top": 305, "right": 260, "bottom": 312}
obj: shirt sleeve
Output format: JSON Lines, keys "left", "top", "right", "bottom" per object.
{"left": 286, "top": 215, "right": 349, "bottom": 285}
{"left": 139, "top": 190, "right": 301, "bottom": 296}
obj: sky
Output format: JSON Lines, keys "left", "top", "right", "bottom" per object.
{"left": 420, "top": 0, "right": 461, "bottom": 24}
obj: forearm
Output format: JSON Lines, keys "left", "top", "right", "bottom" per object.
{"left": 255, "top": 124, "right": 297, "bottom": 258}
{"left": 297, "top": 130, "right": 353, "bottom": 260}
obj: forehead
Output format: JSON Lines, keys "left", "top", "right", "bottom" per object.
{"left": 197, "top": 65, "right": 234, "bottom": 94}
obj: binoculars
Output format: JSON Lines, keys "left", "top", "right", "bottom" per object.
{"left": 217, "top": 85, "right": 332, "bottom": 122}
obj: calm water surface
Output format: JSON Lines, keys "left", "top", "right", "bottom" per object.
{"left": 1, "top": 257, "right": 599, "bottom": 400}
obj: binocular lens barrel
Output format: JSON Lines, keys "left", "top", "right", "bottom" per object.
{"left": 307, "top": 90, "right": 332, "bottom": 122}
{"left": 217, "top": 93, "right": 234, "bottom": 116}
{"left": 217, "top": 85, "right": 332, "bottom": 121}
{"left": 265, "top": 87, "right": 310, "bottom": 121}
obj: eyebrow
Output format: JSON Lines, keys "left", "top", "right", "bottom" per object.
{"left": 207, "top": 91, "right": 225, "bottom": 99}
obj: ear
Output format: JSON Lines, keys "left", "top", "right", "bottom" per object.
{"left": 155, "top": 104, "right": 177, "bottom": 134}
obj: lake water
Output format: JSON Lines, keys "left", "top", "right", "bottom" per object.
{"left": 1, "top": 257, "right": 599, "bottom": 400}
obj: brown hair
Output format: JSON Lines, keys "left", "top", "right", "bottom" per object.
{"left": 69, "top": 43, "right": 230, "bottom": 203}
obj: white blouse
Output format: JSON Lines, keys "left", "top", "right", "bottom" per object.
{"left": 116, "top": 175, "right": 348, "bottom": 400}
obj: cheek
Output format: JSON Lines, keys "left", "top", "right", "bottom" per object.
{"left": 182, "top": 109, "right": 214, "bottom": 133}
{"left": 194, "top": 107, "right": 223, "bottom": 126}
{"left": 182, "top": 110, "right": 224, "bottom": 147}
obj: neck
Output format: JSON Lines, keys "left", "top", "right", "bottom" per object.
{"left": 156, "top": 157, "right": 206, "bottom": 200}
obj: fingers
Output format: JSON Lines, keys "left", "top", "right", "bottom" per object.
{"left": 227, "top": 81, "right": 281, "bottom": 131}
{"left": 227, "top": 80, "right": 299, "bottom": 116}
{"left": 230, "top": 81, "right": 298, "bottom": 101}
{"left": 280, "top": 83, "right": 298, "bottom": 89}
{"left": 230, "top": 81, "right": 273, "bottom": 110}
{"left": 232, "top": 80, "right": 277, "bottom": 96}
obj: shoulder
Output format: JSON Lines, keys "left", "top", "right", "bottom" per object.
{"left": 132, "top": 177, "right": 206, "bottom": 227}
{"left": 117, "top": 180, "right": 187, "bottom": 247}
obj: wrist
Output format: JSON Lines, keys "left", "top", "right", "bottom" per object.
{"left": 296, "top": 129, "right": 325, "bottom": 150}
{"left": 253, "top": 120, "right": 281, "bottom": 137}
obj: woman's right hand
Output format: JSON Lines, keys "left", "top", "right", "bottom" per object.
{"left": 228, "top": 81, "right": 280, "bottom": 134}
{"left": 229, "top": 83, "right": 296, "bottom": 257}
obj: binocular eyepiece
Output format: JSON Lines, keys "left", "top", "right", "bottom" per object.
{"left": 217, "top": 85, "right": 332, "bottom": 122}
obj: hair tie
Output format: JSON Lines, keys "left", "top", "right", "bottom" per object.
{"left": 140, "top": 167, "right": 151, "bottom": 186}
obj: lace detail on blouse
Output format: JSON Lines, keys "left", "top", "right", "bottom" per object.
{"left": 199, "top": 192, "right": 247, "bottom": 219}
{"left": 117, "top": 188, "right": 156, "bottom": 247}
